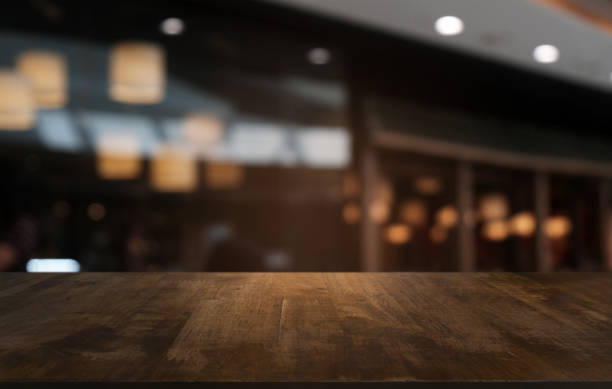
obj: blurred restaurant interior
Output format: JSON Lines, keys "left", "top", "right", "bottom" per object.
{"left": 2, "top": 0, "right": 612, "bottom": 273}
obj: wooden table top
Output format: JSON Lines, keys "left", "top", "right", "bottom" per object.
{"left": 0, "top": 272, "right": 611, "bottom": 386}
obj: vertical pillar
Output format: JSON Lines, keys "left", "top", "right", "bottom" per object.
{"left": 457, "top": 161, "right": 475, "bottom": 272}
{"left": 535, "top": 171, "right": 552, "bottom": 272}
{"left": 599, "top": 179, "right": 612, "bottom": 271}
{"left": 361, "top": 146, "right": 380, "bottom": 271}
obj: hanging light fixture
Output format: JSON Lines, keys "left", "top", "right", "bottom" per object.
{"left": 479, "top": 193, "right": 509, "bottom": 221}
{"left": 545, "top": 215, "right": 572, "bottom": 239}
{"left": 342, "top": 202, "right": 361, "bottom": 225}
{"left": 385, "top": 223, "right": 412, "bottom": 245}
{"left": 399, "top": 199, "right": 428, "bottom": 226}
{"left": 414, "top": 176, "right": 442, "bottom": 195}
{"left": 150, "top": 144, "right": 197, "bottom": 192}
{"left": 16, "top": 50, "right": 67, "bottom": 109}
{"left": 0, "top": 70, "right": 35, "bottom": 130}
{"left": 368, "top": 199, "right": 390, "bottom": 224}
{"left": 429, "top": 224, "right": 448, "bottom": 244}
{"left": 96, "top": 132, "right": 142, "bottom": 180}
{"left": 109, "top": 41, "right": 165, "bottom": 104}
{"left": 510, "top": 211, "right": 536, "bottom": 237}
{"left": 435, "top": 205, "right": 459, "bottom": 228}
{"left": 183, "top": 113, "right": 224, "bottom": 153}
{"left": 204, "top": 162, "right": 244, "bottom": 190}
{"left": 482, "top": 220, "right": 509, "bottom": 242}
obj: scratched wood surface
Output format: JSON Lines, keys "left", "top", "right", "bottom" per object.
{"left": 0, "top": 273, "right": 611, "bottom": 383}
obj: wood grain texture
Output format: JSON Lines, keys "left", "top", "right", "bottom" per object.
{"left": 0, "top": 273, "right": 611, "bottom": 383}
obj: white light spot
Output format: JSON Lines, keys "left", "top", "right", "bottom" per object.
{"left": 533, "top": 44, "right": 559, "bottom": 64}
{"left": 307, "top": 48, "right": 331, "bottom": 65}
{"left": 435, "top": 16, "right": 464, "bottom": 36}
{"left": 295, "top": 127, "right": 351, "bottom": 168}
{"left": 27, "top": 258, "right": 80, "bottom": 273}
{"left": 160, "top": 17, "right": 185, "bottom": 35}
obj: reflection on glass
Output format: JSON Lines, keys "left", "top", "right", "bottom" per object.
{"left": 96, "top": 131, "right": 142, "bottom": 179}
{"left": 151, "top": 144, "right": 198, "bottom": 192}
{"left": 17, "top": 50, "right": 67, "bottom": 109}
{"left": 109, "top": 41, "right": 165, "bottom": 104}
{"left": 0, "top": 70, "right": 34, "bottom": 130}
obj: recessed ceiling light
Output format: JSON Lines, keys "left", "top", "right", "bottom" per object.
{"left": 307, "top": 48, "right": 331, "bottom": 65}
{"left": 435, "top": 16, "right": 464, "bottom": 36}
{"left": 160, "top": 17, "right": 185, "bottom": 36}
{"left": 533, "top": 44, "right": 559, "bottom": 64}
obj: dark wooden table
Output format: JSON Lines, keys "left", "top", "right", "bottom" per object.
{"left": 1, "top": 273, "right": 611, "bottom": 388}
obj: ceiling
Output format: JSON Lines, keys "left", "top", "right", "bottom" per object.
{"left": 266, "top": 0, "right": 612, "bottom": 93}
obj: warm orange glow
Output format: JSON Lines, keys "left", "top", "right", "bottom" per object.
{"left": 96, "top": 132, "right": 142, "bottom": 180}
{"left": 545, "top": 215, "right": 572, "bottom": 239}
{"left": 204, "top": 162, "right": 244, "bottom": 190}
{"left": 429, "top": 224, "right": 448, "bottom": 244}
{"left": 150, "top": 145, "right": 198, "bottom": 192}
{"left": 479, "top": 193, "right": 509, "bottom": 221}
{"left": 414, "top": 176, "right": 442, "bottom": 195}
{"left": 376, "top": 178, "right": 394, "bottom": 204}
{"left": 385, "top": 223, "right": 412, "bottom": 245}
{"left": 369, "top": 200, "right": 390, "bottom": 224}
{"left": 435, "top": 205, "right": 459, "bottom": 228}
{"left": 510, "top": 211, "right": 536, "bottom": 237}
{"left": 342, "top": 202, "right": 361, "bottom": 225}
{"left": 87, "top": 203, "right": 106, "bottom": 221}
{"left": 183, "top": 113, "right": 224, "bottom": 150}
{"left": 342, "top": 172, "right": 360, "bottom": 198}
{"left": 17, "top": 50, "right": 67, "bottom": 109}
{"left": 399, "top": 199, "right": 428, "bottom": 226}
{"left": 109, "top": 41, "right": 165, "bottom": 104}
{"left": 0, "top": 70, "right": 35, "bottom": 130}
{"left": 482, "top": 220, "right": 509, "bottom": 242}
{"left": 534, "top": 0, "right": 612, "bottom": 35}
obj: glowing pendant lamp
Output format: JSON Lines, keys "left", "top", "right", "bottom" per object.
{"left": 17, "top": 50, "right": 68, "bottom": 109}
{"left": 183, "top": 113, "right": 224, "bottom": 148}
{"left": 384, "top": 223, "right": 412, "bottom": 245}
{"left": 479, "top": 193, "right": 509, "bottom": 221}
{"left": 109, "top": 41, "right": 165, "bottom": 104}
{"left": 150, "top": 144, "right": 197, "bottom": 192}
{"left": 96, "top": 132, "right": 142, "bottom": 180}
{"left": 0, "top": 70, "right": 35, "bottom": 130}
